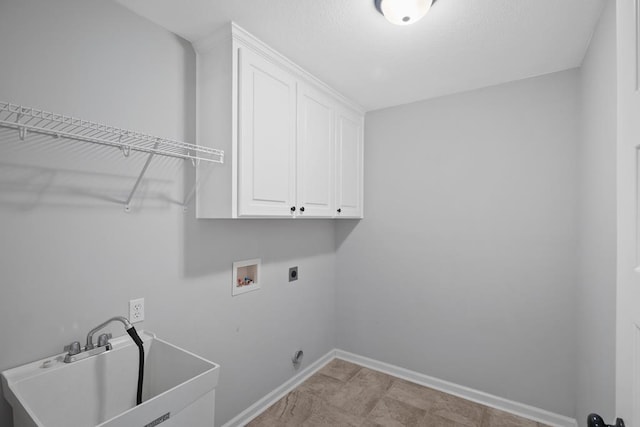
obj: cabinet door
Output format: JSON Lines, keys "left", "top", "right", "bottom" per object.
{"left": 238, "top": 47, "right": 297, "bottom": 217}
{"left": 336, "top": 108, "right": 364, "bottom": 218}
{"left": 296, "top": 84, "right": 335, "bottom": 218}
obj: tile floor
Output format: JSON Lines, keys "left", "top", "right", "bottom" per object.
{"left": 247, "top": 359, "right": 550, "bottom": 427}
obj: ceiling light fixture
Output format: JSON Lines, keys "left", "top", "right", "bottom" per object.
{"left": 374, "top": 0, "right": 435, "bottom": 26}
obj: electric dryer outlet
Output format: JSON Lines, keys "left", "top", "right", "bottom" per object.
{"left": 289, "top": 267, "right": 298, "bottom": 282}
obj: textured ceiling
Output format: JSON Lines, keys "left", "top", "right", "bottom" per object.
{"left": 115, "top": 0, "right": 605, "bottom": 111}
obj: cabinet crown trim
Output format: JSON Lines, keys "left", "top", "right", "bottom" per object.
{"left": 193, "top": 22, "right": 365, "bottom": 115}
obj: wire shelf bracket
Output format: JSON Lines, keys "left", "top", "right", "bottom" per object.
{"left": 0, "top": 102, "right": 224, "bottom": 212}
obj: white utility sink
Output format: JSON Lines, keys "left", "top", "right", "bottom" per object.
{"left": 1, "top": 331, "right": 220, "bottom": 427}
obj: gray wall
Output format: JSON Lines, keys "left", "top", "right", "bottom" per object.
{"left": 0, "top": 1, "right": 336, "bottom": 426}
{"left": 576, "top": 1, "right": 617, "bottom": 424}
{"left": 0, "top": 0, "right": 615, "bottom": 425}
{"left": 336, "top": 70, "right": 580, "bottom": 417}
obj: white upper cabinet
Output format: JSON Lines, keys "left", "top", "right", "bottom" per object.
{"left": 238, "top": 47, "right": 297, "bottom": 217}
{"left": 194, "top": 23, "right": 364, "bottom": 219}
{"left": 336, "top": 107, "right": 364, "bottom": 218}
{"left": 296, "top": 83, "right": 335, "bottom": 218}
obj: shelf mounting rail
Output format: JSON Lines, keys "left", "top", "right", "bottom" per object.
{"left": 0, "top": 102, "right": 224, "bottom": 212}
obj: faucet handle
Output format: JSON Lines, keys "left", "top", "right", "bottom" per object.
{"left": 97, "top": 333, "right": 112, "bottom": 348}
{"left": 64, "top": 341, "right": 81, "bottom": 355}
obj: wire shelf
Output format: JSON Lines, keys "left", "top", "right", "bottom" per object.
{"left": 0, "top": 101, "right": 224, "bottom": 164}
{"left": 0, "top": 101, "right": 223, "bottom": 212}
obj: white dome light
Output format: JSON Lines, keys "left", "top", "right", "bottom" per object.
{"left": 375, "top": 0, "right": 434, "bottom": 26}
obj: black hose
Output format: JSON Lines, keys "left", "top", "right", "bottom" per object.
{"left": 126, "top": 326, "right": 145, "bottom": 405}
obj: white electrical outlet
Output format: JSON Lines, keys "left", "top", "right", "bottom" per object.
{"left": 129, "top": 298, "right": 145, "bottom": 323}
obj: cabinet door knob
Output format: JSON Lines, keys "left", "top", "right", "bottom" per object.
{"left": 300, "top": 207, "right": 305, "bottom": 212}
{"left": 337, "top": 208, "right": 342, "bottom": 213}
{"left": 290, "top": 206, "right": 296, "bottom": 212}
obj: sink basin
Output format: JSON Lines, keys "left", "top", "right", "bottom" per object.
{"left": 1, "top": 331, "right": 220, "bottom": 427}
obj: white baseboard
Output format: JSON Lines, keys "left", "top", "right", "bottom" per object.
{"left": 222, "top": 348, "right": 578, "bottom": 427}
{"left": 335, "top": 349, "right": 578, "bottom": 427}
{"left": 221, "top": 349, "right": 336, "bottom": 427}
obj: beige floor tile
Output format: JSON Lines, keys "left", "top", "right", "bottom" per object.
{"left": 352, "top": 368, "right": 395, "bottom": 389}
{"left": 328, "top": 368, "right": 394, "bottom": 417}
{"left": 421, "top": 414, "right": 468, "bottom": 427}
{"left": 385, "top": 379, "right": 443, "bottom": 411}
{"left": 318, "top": 358, "right": 362, "bottom": 382}
{"left": 247, "top": 390, "right": 314, "bottom": 427}
{"left": 366, "top": 396, "right": 428, "bottom": 427}
{"left": 481, "top": 408, "right": 539, "bottom": 427}
{"left": 298, "top": 373, "right": 346, "bottom": 398}
{"left": 429, "top": 393, "right": 486, "bottom": 427}
{"left": 302, "top": 398, "right": 366, "bottom": 427}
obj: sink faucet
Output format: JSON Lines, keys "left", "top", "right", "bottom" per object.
{"left": 63, "top": 316, "right": 133, "bottom": 363}
{"left": 85, "top": 316, "right": 132, "bottom": 350}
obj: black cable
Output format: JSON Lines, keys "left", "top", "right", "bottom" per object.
{"left": 126, "top": 326, "right": 145, "bottom": 405}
